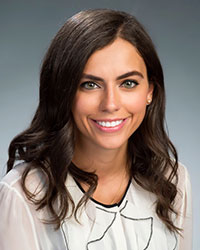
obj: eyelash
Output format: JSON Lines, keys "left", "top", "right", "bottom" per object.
{"left": 80, "top": 80, "right": 138, "bottom": 90}
{"left": 121, "top": 79, "right": 138, "bottom": 88}
{"left": 80, "top": 81, "right": 100, "bottom": 89}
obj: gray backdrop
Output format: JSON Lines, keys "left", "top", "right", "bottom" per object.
{"left": 0, "top": 0, "right": 199, "bottom": 249}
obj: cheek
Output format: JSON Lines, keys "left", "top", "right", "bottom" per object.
{"left": 124, "top": 93, "right": 147, "bottom": 113}
{"left": 72, "top": 93, "right": 97, "bottom": 120}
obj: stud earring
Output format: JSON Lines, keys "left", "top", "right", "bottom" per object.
{"left": 147, "top": 99, "right": 152, "bottom": 105}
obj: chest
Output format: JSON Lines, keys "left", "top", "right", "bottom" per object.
{"left": 61, "top": 199, "right": 178, "bottom": 250}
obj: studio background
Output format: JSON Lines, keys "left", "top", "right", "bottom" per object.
{"left": 0, "top": 0, "right": 199, "bottom": 249}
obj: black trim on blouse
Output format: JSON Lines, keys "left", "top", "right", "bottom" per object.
{"left": 74, "top": 176, "right": 132, "bottom": 208}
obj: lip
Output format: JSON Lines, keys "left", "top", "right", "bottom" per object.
{"left": 90, "top": 118, "right": 128, "bottom": 133}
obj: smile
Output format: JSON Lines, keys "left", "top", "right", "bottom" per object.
{"left": 91, "top": 118, "right": 128, "bottom": 133}
{"left": 95, "top": 120, "right": 123, "bottom": 128}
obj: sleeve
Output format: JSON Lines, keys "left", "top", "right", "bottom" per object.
{"left": 0, "top": 182, "right": 40, "bottom": 250}
{"left": 175, "top": 165, "right": 193, "bottom": 250}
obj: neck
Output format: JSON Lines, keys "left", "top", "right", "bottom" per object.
{"left": 72, "top": 140, "right": 129, "bottom": 181}
{"left": 72, "top": 140, "right": 131, "bottom": 205}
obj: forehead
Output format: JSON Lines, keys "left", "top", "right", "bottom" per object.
{"left": 83, "top": 38, "right": 147, "bottom": 77}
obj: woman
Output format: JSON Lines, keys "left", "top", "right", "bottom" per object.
{"left": 0, "top": 9, "right": 192, "bottom": 250}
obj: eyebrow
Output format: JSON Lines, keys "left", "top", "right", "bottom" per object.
{"left": 82, "top": 70, "right": 144, "bottom": 82}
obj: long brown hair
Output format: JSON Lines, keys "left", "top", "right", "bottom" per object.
{"left": 7, "top": 9, "right": 179, "bottom": 232}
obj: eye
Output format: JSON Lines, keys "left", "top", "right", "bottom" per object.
{"left": 121, "top": 80, "right": 138, "bottom": 89}
{"left": 80, "top": 81, "right": 100, "bottom": 90}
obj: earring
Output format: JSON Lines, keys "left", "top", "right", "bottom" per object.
{"left": 147, "top": 99, "right": 152, "bottom": 105}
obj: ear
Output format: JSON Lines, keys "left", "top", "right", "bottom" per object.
{"left": 146, "top": 83, "right": 154, "bottom": 105}
{"left": 147, "top": 82, "right": 154, "bottom": 100}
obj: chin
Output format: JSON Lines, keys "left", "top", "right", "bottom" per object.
{"left": 95, "top": 138, "right": 128, "bottom": 151}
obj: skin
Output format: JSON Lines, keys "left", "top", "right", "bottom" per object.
{"left": 72, "top": 38, "right": 153, "bottom": 204}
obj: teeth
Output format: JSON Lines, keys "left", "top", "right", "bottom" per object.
{"left": 96, "top": 120, "right": 123, "bottom": 127}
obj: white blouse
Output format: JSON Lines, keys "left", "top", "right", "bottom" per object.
{"left": 0, "top": 163, "right": 192, "bottom": 250}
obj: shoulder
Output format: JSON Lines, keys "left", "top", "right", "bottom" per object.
{"left": 177, "top": 162, "right": 190, "bottom": 178}
{"left": 0, "top": 163, "right": 27, "bottom": 198}
{"left": 174, "top": 163, "right": 193, "bottom": 248}
{"left": 0, "top": 163, "right": 46, "bottom": 202}
{"left": 176, "top": 162, "right": 191, "bottom": 194}
{"left": 0, "top": 163, "right": 26, "bottom": 185}
{"left": 174, "top": 162, "right": 192, "bottom": 219}
{"left": 0, "top": 164, "right": 52, "bottom": 250}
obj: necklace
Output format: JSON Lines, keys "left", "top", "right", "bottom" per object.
{"left": 109, "top": 167, "right": 128, "bottom": 204}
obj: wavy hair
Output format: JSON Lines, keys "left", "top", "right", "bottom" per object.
{"left": 7, "top": 9, "right": 179, "bottom": 232}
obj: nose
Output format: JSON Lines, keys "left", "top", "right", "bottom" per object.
{"left": 99, "top": 85, "right": 120, "bottom": 113}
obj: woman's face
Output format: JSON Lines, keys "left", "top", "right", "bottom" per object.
{"left": 72, "top": 38, "right": 153, "bottom": 151}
